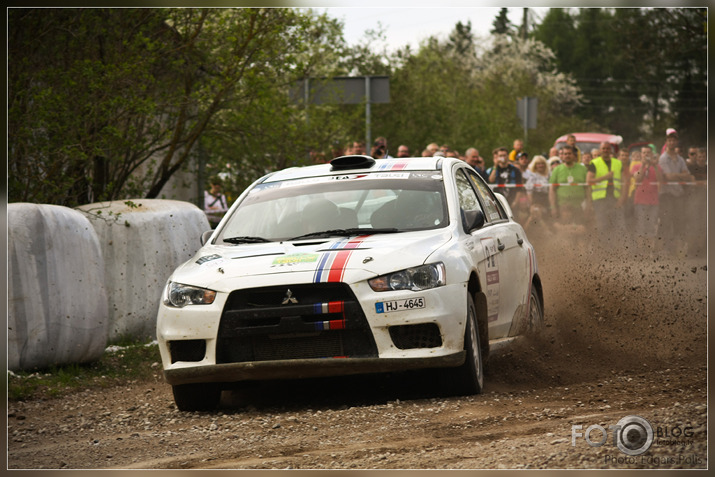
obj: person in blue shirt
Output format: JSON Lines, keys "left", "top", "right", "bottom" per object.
{"left": 487, "top": 147, "right": 523, "bottom": 207}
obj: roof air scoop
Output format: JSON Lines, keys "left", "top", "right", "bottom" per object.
{"left": 330, "top": 155, "right": 376, "bottom": 171}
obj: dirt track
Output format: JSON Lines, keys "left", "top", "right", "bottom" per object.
{"left": 7, "top": 237, "right": 708, "bottom": 469}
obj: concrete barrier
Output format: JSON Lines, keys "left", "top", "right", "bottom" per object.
{"left": 77, "top": 199, "right": 209, "bottom": 342}
{"left": 8, "top": 203, "right": 109, "bottom": 371}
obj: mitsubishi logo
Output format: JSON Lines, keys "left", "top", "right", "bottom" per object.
{"left": 281, "top": 289, "right": 298, "bottom": 305}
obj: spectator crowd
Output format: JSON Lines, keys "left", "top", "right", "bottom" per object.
{"left": 325, "top": 130, "right": 707, "bottom": 258}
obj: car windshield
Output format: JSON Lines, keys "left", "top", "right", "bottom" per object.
{"left": 217, "top": 171, "right": 448, "bottom": 242}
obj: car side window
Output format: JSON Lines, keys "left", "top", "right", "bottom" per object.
{"left": 455, "top": 168, "right": 485, "bottom": 230}
{"left": 467, "top": 169, "right": 507, "bottom": 222}
{"left": 456, "top": 169, "right": 481, "bottom": 209}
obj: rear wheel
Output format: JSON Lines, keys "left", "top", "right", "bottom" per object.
{"left": 444, "top": 294, "right": 484, "bottom": 396}
{"left": 172, "top": 383, "right": 221, "bottom": 412}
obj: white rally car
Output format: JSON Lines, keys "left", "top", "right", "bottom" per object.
{"left": 157, "top": 155, "right": 543, "bottom": 411}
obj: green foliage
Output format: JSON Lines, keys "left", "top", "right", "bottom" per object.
{"left": 9, "top": 9, "right": 181, "bottom": 206}
{"left": 198, "top": 10, "right": 365, "bottom": 197}
{"left": 491, "top": 8, "right": 515, "bottom": 36}
{"left": 9, "top": 8, "right": 349, "bottom": 207}
{"left": 8, "top": 340, "right": 160, "bottom": 401}
{"left": 75, "top": 200, "right": 141, "bottom": 227}
{"left": 532, "top": 7, "right": 707, "bottom": 146}
{"left": 8, "top": 7, "right": 705, "bottom": 207}
{"left": 373, "top": 26, "right": 588, "bottom": 163}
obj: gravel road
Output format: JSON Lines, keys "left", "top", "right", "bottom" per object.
{"left": 7, "top": 238, "right": 708, "bottom": 470}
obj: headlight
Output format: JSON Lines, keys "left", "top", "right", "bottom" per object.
{"left": 163, "top": 281, "right": 217, "bottom": 308}
{"left": 368, "top": 262, "right": 446, "bottom": 292}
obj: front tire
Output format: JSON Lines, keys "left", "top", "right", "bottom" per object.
{"left": 172, "top": 383, "right": 221, "bottom": 412}
{"left": 444, "top": 294, "right": 484, "bottom": 396}
{"left": 526, "top": 286, "right": 544, "bottom": 335}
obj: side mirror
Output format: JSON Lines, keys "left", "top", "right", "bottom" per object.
{"left": 200, "top": 230, "right": 214, "bottom": 246}
{"left": 463, "top": 209, "right": 485, "bottom": 232}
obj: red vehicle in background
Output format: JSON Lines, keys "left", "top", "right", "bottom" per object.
{"left": 554, "top": 132, "right": 623, "bottom": 155}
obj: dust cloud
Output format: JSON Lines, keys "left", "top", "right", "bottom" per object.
{"left": 487, "top": 231, "right": 707, "bottom": 390}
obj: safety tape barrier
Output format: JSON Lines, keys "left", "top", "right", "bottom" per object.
{"left": 489, "top": 181, "right": 707, "bottom": 189}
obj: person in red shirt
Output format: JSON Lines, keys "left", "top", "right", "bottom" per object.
{"left": 631, "top": 146, "right": 662, "bottom": 253}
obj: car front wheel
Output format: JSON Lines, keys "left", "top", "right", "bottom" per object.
{"left": 527, "top": 286, "right": 544, "bottom": 334}
{"left": 444, "top": 293, "right": 484, "bottom": 396}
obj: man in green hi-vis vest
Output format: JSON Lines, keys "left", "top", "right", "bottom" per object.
{"left": 587, "top": 141, "right": 627, "bottom": 243}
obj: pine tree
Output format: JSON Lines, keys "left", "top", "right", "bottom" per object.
{"left": 491, "top": 8, "right": 513, "bottom": 36}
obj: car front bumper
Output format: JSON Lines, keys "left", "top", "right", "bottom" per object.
{"left": 163, "top": 352, "right": 466, "bottom": 385}
{"left": 157, "top": 278, "right": 471, "bottom": 385}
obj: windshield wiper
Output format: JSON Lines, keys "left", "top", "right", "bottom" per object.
{"left": 223, "top": 236, "right": 273, "bottom": 244}
{"left": 289, "top": 228, "right": 400, "bottom": 241}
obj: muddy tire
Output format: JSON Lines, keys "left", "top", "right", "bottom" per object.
{"left": 527, "top": 286, "right": 544, "bottom": 335}
{"left": 444, "top": 294, "right": 484, "bottom": 396}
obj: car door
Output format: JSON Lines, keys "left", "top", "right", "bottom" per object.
{"left": 465, "top": 168, "right": 531, "bottom": 339}
{"left": 454, "top": 166, "right": 511, "bottom": 337}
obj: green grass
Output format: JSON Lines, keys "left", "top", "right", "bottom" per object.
{"left": 7, "top": 339, "right": 162, "bottom": 402}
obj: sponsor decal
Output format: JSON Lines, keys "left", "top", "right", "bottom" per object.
{"left": 196, "top": 254, "right": 222, "bottom": 265}
{"left": 272, "top": 253, "right": 320, "bottom": 266}
{"left": 370, "top": 172, "right": 411, "bottom": 179}
{"left": 329, "top": 174, "right": 369, "bottom": 181}
{"left": 279, "top": 176, "right": 332, "bottom": 188}
{"left": 481, "top": 237, "right": 500, "bottom": 322}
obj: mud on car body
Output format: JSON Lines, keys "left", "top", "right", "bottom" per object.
{"left": 157, "top": 155, "right": 544, "bottom": 411}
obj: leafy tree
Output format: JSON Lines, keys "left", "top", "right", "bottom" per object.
{"left": 448, "top": 21, "right": 476, "bottom": 58}
{"left": 473, "top": 34, "right": 586, "bottom": 155}
{"left": 377, "top": 41, "right": 475, "bottom": 154}
{"left": 9, "top": 9, "right": 175, "bottom": 205}
{"left": 8, "top": 8, "right": 351, "bottom": 206}
{"left": 336, "top": 22, "right": 393, "bottom": 76}
{"left": 626, "top": 8, "right": 707, "bottom": 144}
{"left": 531, "top": 7, "right": 707, "bottom": 145}
{"left": 199, "top": 10, "right": 367, "bottom": 194}
{"left": 531, "top": 8, "right": 576, "bottom": 72}
{"left": 372, "top": 22, "right": 588, "bottom": 163}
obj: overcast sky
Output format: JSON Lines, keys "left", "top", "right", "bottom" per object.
{"left": 285, "top": 0, "right": 687, "bottom": 52}
{"left": 322, "top": 6, "right": 545, "bottom": 52}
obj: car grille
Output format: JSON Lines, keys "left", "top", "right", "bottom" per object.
{"left": 216, "top": 283, "right": 378, "bottom": 363}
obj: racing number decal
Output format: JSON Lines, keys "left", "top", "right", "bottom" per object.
{"left": 481, "top": 238, "right": 500, "bottom": 323}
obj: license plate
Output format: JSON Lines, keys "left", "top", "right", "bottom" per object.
{"left": 375, "top": 297, "right": 425, "bottom": 313}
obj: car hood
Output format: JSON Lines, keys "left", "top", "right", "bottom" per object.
{"left": 172, "top": 230, "right": 452, "bottom": 289}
